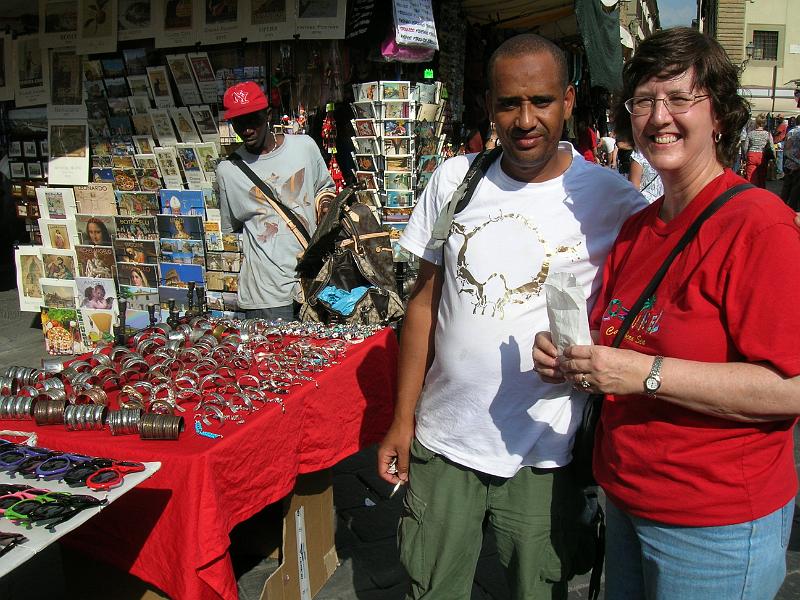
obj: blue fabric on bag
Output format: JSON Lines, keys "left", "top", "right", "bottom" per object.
{"left": 318, "top": 285, "right": 370, "bottom": 316}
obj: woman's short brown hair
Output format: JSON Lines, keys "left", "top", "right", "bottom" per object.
{"left": 754, "top": 113, "right": 766, "bottom": 128}
{"left": 613, "top": 27, "right": 749, "bottom": 166}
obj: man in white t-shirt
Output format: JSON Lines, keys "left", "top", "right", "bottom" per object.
{"left": 599, "top": 133, "right": 617, "bottom": 168}
{"left": 377, "top": 34, "right": 646, "bottom": 599}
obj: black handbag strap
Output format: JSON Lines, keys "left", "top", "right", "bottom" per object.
{"left": 610, "top": 182, "right": 754, "bottom": 348}
{"left": 427, "top": 146, "right": 503, "bottom": 250}
{"left": 227, "top": 152, "right": 312, "bottom": 248}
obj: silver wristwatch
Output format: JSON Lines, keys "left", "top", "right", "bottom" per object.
{"left": 644, "top": 356, "right": 664, "bottom": 397}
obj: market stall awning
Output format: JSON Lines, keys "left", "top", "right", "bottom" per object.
{"left": 462, "top": 0, "right": 574, "bottom": 29}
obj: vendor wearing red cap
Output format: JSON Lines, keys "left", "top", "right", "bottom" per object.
{"left": 216, "top": 81, "right": 334, "bottom": 320}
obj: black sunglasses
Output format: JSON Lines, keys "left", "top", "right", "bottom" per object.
{"left": 0, "top": 531, "right": 27, "bottom": 558}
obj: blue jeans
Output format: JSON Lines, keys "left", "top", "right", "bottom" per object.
{"left": 776, "top": 143, "right": 784, "bottom": 175}
{"left": 605, "top": 498, "right": 794, "bottom": 600}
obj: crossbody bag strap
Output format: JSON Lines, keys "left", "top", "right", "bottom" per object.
{"left": 610, "top": 182, "right": 754, "bottom": 348}
{"left": 227, "top": 152, "right": 312, "bottom": 249}
{"left": 427, "top": 146, "right": 503, "bottom": 250}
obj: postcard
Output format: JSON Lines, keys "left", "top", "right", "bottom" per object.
{"left": 40, "top": 217, "right": 78, "bottom": 250}
{"left": 384, "top": 171, "right": 412, "bottom": 191}
{"left": 156, "top": 214, "right": 203, "bottom": 240}
{"left": 380, "top": 80, "right": 410, "bottom": 101}
{"left": 75, "top": 245, "right": 115, "bottom": 278}
{"left": 159, "top": 189, "right": 205, "bottom": 216}
{"left": 118, "top": 284, "right": 159, "bottom": 311}
{"left": 40, "top": 279, "right": 78, "bottom": 309}
{"left": 75, "top": 214, "right": 116, "bottom": 245}
{"left": 159, "top": 238, "right": 205, "bottom": 265}
{"left": 15, "top": 246, "right": 44, "bottom": 312}
{"left": 114, "top": 215, "right": 158, "bottom": 240}
{"left": 113, "top": 238, "right": 159, "bottom": 264}
{"left": 77, "top": 277, "right": 117, "bottom": 310}
{"left": 116, "top": 261, "right": 158, "bottom": 287}
{"left": 159, "top": 262, "right": 205, "bottom": 287}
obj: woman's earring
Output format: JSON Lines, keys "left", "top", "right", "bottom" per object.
{"left": 714, "top": 131, "right": 722, "bottom": 143}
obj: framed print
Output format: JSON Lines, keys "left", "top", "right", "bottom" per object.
{"left": 40, "top": 217, "right": 79, "bottom": 250}
{"left": 9, "top": 162, "right": 26, "bottom": 179}
{"left": 117, "top": 262, "right": 158, "bottom": 287}
{"left": 380, "top": 80, "right": 410, "bottom": 101}
{"left": 26, "top": 162, "right": 43, "bottom": 179}
{"left": 118, "top": 0, "right": 155, "bottom": 42}
{"left": 15, "top": 246, "right": 44, "bottom": 312}
{"left": 40, "top": 279, "right": 78, "bottom": 308}
{"left": 351, "top": 136, "right": 379, "bottom": 155}
{"left": 39, "top": 139, "right": 49, "bottom": 157}
{"left": 114, "top": 215, "right": 158, "bottom": 240}
{"left": 41, "top": 248, "right": 77, "bottom": 280}
{"left": 23, "top": 141, "right": 38, "bottom": 158}
{"left": 75, "top": 214, "right": 116, "bottom": 245}
{"left": 8, "top": 141, "right": 22, "bottom": 158}
{"left": 384, "top": 171, "right": 412, "bottom": 191}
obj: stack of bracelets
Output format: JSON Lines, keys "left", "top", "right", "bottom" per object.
{"left": 0, "top": 439, "right": 148, "bottom": 545}
{"left": 0, "top": 318, "right": 383, "bottom": 441}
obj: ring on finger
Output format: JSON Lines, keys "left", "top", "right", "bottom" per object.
{"left": 579, "top": 374, "right": 591, "bottom": 389}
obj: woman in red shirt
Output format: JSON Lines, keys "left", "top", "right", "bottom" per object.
{"left": 534, "top": 28, "right": 800, "bottom": 599}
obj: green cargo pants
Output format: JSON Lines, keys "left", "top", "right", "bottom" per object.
{"left": 399, "top": 438, "right": 585, "bottom": 600}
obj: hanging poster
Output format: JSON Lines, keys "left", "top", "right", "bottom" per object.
{"left": 392, "top": 0, "right": 439, "bottom": 50}
{"left": 295, "top": 0, "right": 346, "bottom": 39}
{"left": 48, "top": 119, "right": 90, "bottom": 185}
{"left": 244, "top": 0, "right": 295, "bottom": 41}
{"left": 15, "top": 246, "right": 45, "bottom": 312}
{"left": 118, "top": 0, "right": 155, "bottom": 41}
{"left": 38, "top": 0, "right": 79, "bottom": 48}
{"left": 77, "top": 0, "right": 118, "bottom": 54}
{"left": 49, "top": 49, "right": 87, "bottom": 119}
{"left": 0, "top": 33, "right": 13, "bottom": 102}
{"left": 166, "top": 54, "right": 201, "bottom": 105}
{"left": 200, "top": 0, "right": 243, "bottom": 44}
{"left": 186, "top": 53, "right": 218, "bottom": 104}
{"left": 155, "top": 0, "right": 199, "bottom": 48}
{"left": 14, "top": 36, "right": 50, "bottom": 108}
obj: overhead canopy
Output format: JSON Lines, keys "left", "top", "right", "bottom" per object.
{"left": 461, "top": 0, "right": 574, "bottom": 30}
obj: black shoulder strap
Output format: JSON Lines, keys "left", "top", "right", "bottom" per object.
{"left": 227, "top": 152, "right": 312, "bottom": 248}
{"left": 610, "top": 182, "right": 754, "bottom": 348}
{"left": 427, "top": 146, "right": 502, "bottom": 250}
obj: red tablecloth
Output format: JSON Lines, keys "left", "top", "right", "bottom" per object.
{"left": 0, "top": 328, "right": 397, "bottom": 600}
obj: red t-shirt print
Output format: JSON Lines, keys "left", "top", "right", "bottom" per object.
{"left": 589, "top": 169, "right": 800, "bottom": 527}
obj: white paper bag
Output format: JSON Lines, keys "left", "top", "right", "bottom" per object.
{"left": 544, "top": 272, "right": 592, "bottom": 354}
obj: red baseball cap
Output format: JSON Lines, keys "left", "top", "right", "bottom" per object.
{"left": 223, "top": 81, "right": 269, "bottom": 120}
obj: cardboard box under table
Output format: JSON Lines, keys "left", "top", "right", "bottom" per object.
{"left": 0, "top": 328, "right": 398, "bottom": 600}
